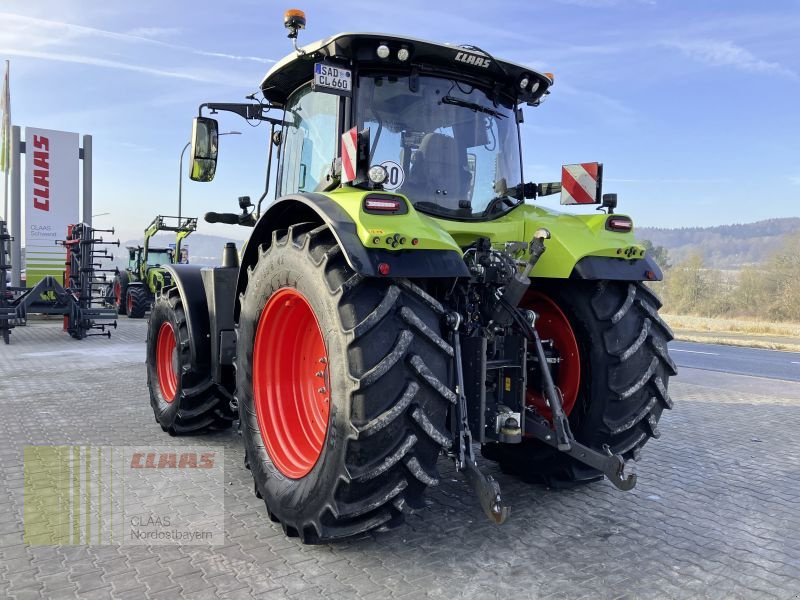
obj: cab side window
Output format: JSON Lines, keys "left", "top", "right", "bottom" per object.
{"left": 278, "top": 86, "right": 338, "bottom": 195}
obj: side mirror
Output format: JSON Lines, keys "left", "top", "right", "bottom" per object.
{"left": 189, "top": 117, "right": 219, "bottom": 182}
{"left": 560, "top": 162, "right": 603, "bottom": 205}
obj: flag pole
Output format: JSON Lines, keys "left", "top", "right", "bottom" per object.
{"left": 2, "top": 59, "right": 9, "bottom": 222}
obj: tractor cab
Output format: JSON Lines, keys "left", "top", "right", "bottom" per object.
{"left": 126, "top": 247, "right": 140, "bottom": 272}
{"left": 258, "top": 32, "right": 554, "bottom": 222}
{"left": 145, "top": 248, "right": 174, "bottom": 268}
{"left": 126, "top": 246, "right": 173, "bottom": 275}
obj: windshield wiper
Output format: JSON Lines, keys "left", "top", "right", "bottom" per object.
{"left": 441, "top": 96, "right": 507, "bottom": 119}
{"left": 484, "top": 195, "right": 519, "bottom": 215}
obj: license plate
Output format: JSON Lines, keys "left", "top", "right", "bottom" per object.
{"left": 313, "top": 63, "right": 352, "bottom": 96}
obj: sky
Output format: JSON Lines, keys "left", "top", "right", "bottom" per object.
{"left": 1, "top": 0, "right": 799, "bottom": 242}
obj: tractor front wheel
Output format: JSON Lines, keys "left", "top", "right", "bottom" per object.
{"left": 237, "top": 224, "right": 453, "bottom": 543}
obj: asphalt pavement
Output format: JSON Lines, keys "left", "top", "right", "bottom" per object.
{"left": 671, "top": 340, "right": 800, "bottom": 382}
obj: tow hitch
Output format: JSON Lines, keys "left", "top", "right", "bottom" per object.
{"left": 449, "top": 313, "right": 510, "bottom": 524}
{"left": 524, "top": 315, "right": 636, "bottom": 491}
{"left": 448, "top": 230, "right": 636, "bottom": 525}
{"left": 523, "top": 409, "right": 636, "bottom": 491}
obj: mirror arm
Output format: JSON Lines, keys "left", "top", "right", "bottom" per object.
{"left": 256, "top": 122, "right": 278, "bottom": 219}
{"left": 537, "top": 182, "right": 562, "bottom": 197}
{"left": 510, "top": 181, "right": 559, "bottom": 200}
{"left": 198, "top": 102, "right": 284, "bottom": 126}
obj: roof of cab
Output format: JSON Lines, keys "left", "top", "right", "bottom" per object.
{"left": 260, "top": 32, "right": 553, "bottom": 107}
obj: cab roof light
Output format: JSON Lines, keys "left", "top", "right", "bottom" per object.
{"left": 283, "top": 9, "right": 306, "bottom": 36}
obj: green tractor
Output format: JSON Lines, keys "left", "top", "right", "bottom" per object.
{"left": 145, "top": 11, "right": 675, "bottom": 543}
{"left": 113, "top": 215, "right": 197, "bottom": 318}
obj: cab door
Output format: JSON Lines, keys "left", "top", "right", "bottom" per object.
{"left": 277, "top": 84, "right": 340, "bottom": 195}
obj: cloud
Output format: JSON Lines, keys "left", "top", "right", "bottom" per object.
{"left": 125, "top": 27, "right": 182, "bottom": 39}
{"left": 0, "top": 48, "right": 250, "bottom": 87}
{"left": 664, "top": 39, "right": 796, "bottom": 77}
{"left": 0, "top": 13, "right": 275, "bottom": 64}
{"left": 555, "top": 82, "right": 638, "bottom": 124}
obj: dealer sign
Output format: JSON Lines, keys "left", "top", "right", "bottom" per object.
{"left": 24, "top": 127, "right": 80, "bottom": 287}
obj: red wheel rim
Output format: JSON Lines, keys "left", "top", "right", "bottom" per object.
{"left": 127, "top": 291, "right": 133, "bottom": 314}
{"left": 114, "top": 281, "right": 121, "bottom": 305}
{"left": 253, "top": 288, "right": 330, "bottom": 479}
{"left": 156, "top": 322, "right": 178, "bottom": 402}
{"left": 522, "top": 291, "right": 581, "bottom": 420}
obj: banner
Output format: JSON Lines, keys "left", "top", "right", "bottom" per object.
{"left": 24, "top": 127, "right": 80, "bottom": 286}
{"left": 169, "top": 243, "right": 190, "bottom": 264}
{"left": 24, "top": 445, "right": 224, "bottom": 545}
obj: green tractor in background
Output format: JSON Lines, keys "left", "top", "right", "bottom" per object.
{"left": 143, "top": 11, "right": 675, "bottom": 543}
{"left": 112, "top": 215, "right": 197, "bottom": 318}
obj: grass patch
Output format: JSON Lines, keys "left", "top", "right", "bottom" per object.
{"left": 674, "top": 334, "right": 800, "bottom": 353}
{"left": 663, "top": 314, "right": 800, "bottom": 338}
{"left": 664, "top": 314, "right": 800, "bottom": 352}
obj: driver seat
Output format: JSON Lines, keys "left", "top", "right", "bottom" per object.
{"left": 407, "top": 133, "right": 470, "bottom": 209}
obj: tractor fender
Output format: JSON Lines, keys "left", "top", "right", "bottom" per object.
{"left": 161, "top": 264, "right": 211, "bottom": 371}
{"left": 569, "top": 254, "right": 663, "bottom": 281}
{"left": 234, "top": 193, "right": 469, "bottom": 321}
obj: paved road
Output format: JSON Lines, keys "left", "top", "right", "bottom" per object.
{"left": 671, "top": 340, "right": 800, "bottom": 382}
{"left": 1, "top": 321, "right": 799, "bottom": 599}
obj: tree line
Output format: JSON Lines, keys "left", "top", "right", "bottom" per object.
{"left": 643, "top": 234, "right": 800, "bottom": 322}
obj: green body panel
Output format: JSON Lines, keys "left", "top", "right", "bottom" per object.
{"left": 125, "top": 265, "right": 166, "bottom": 295}
{"left": 323, "top": 188, "right": 459, "bottom": 252}
{"left": 437, "top": 204, "right": 645, "bottom": 279}
{"left": 321, "top": 188, "right": 645, "bottom": 279}
{"left": 147, "top": 269, "right": 167, "bottom": 293}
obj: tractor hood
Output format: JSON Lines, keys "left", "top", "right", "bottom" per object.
{"left": 260, "top": 32, "right": 553, "bottom": 107}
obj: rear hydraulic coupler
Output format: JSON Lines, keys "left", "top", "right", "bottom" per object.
{"left": 490, "top": 229, "right": 549, "bottom": 326}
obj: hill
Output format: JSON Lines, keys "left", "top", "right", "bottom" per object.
{"left": 116, "top": 233, "right": 244, "bottom": 268}
{"left": 637, "top": 218, "right": 800, "bottom": 268}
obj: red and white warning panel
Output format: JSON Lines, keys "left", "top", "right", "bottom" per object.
{"left": 561, "top": 162, "right": 603, "bottom": 205}
{"left": 341, "top": 127, "right": 358, "bottom": 183}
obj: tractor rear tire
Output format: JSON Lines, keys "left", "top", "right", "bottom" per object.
{"left": 237, "top": 224, "right": 453, "bottom": 543}
{"left": 126, "top": 285, "right": 150, "bottom": 319}
{"left": 114, "top": 273, "right": 129, "bottom": 315}
{"left": 146, "top": 288, "right": 235, "bottom": 434}
{"left": 482, "top": 280, "right": 676, "bottom": 486}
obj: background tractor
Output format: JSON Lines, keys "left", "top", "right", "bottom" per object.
{"left": 145, "top": 11, "right": 675, "bottom": 543}
{"left": 112, "top": 215, "right": 196, "bottom": 318}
